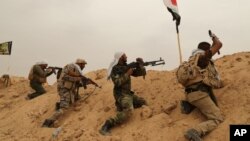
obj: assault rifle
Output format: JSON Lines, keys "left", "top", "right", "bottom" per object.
{"left": 47, "top": 66, "right": 62, "bottom": 79}
{"left": 80, "top": 75, "right": 101, "bottom": 89}
{"left": 127, "top": 57, "right": 165, "bottom": 69}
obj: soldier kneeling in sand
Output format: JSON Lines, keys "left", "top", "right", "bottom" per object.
{"left": 176, "top": 31, "right": 224, "bottom": 141}
{"left": 26, "top": 61, "right": 54, "bottom": 100}
{"left": 99, "top": 52, "right": 147, "bottom": 135}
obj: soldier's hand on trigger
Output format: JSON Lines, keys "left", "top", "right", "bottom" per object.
{"left": 126, "top": 68, "right": 133, "bottom": 76}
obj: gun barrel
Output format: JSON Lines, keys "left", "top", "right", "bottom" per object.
{"left": 48, "top": 66, "right": 62, "bottom": 70}
{"left": 81, "top": 76, "right": 101, "bottom": 88}
{"left": 152, "top": 62, "right": 165, "bottom": 66}
{"left": 144, "top": 58, "right": 165, "bottom": 66}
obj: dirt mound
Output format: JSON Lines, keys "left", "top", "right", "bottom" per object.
{"left": 0, "top": 52, "right": 249, "bottom": 141}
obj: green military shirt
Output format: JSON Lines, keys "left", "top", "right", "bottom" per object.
{"left": 29, "top": 65, "right": 47, "bottom": 83}
{"left": 111, "top": 63, "right": 146, "bottom": 95}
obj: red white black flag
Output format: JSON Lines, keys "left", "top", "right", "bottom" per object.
{"left": 163, "top": 0, "right": 181, "bottom": 26}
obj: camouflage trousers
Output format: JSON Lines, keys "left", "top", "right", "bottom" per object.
{"left": 108, "top": 93, "right": 146, "bottom": 126}
{"left": 48, "top": 88, "right": 78, "bottom": 121}
{"left": 28, "top": 81, "right": 46, "bottom": 99}
{"left": 58, "top": 87, "right": 78, "bottom": 108}
{"left": 186, "top": 90, "right": 224, "bottom": 136}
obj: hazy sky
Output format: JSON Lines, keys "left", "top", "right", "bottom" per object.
{"left": 1, "top": 0, "right": 250, "bottom": 81}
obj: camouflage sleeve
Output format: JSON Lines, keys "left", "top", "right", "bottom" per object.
{"left": 111, "top": 66, "right": 130, "bottom": 87}
{"left": 33, "top": 65, "right": 46, "bottom": 77}
{"left": 131, "top": 66, "right": 146, "bottom": 77}
{"left": 62, "top": 64, "right": 80, "bottom": 82}
{"left": 62, "top": 75, "right": 80, "bottom": 82}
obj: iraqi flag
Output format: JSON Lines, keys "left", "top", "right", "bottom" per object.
{"left": 163, "top": 0, "right": 181, "bottom": 26}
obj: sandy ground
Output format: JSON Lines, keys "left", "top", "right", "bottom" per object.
{"left": 0, "top": 52, "right": 250, "bottom": 141}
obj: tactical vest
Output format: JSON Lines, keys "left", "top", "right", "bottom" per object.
{"left": 177, "top": 54, "right": 222, "bottom": 88}
{"left": 28, "top": 65, "right": 46, "bottom": 83}
{"left": 58, "top": 63, "right": 81, "bottom": 90}
{"left": 201, "top": 59, "right": 222, "bottom": 88}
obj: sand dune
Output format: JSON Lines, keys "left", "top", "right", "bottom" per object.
{"left": 0, "top": 52, "right": 249, "bottom": 141}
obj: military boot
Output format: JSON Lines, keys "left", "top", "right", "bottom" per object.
{"left": 42, "top": 119, "right": 55, "bottom": 128}
{"left": 184, "top": 129, "right": 202, "bottom": 141}
{"left": 180, "top": 100, "right": 196, "bottom": 114}
{"left": 99, "top": 120, "right": 113, "bottom": 135}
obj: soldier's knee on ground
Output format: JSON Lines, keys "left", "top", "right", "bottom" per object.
{"left": 116, "top": 110, "right": 132, "bottom": 124}
{"left": 180, "top": 100, "right": 196, "bottom": 114}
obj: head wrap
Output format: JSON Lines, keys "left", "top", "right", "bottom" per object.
{"left": 107, "top": 52, "right": 124, "bottom": 80}
{"left": 191, "top": 49, "right": 205, "bottom": 56}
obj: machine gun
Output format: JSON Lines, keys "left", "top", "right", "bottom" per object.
{"left": 127, "top": 57, "right": 165, "bottom": 69}
{"left": 47, "top": 66, "right": 62, "bottom": 79}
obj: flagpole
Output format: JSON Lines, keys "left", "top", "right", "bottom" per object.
{"left": 163, "top": 0, "right": 182, "bottom": 64}
{"left": 7, "top": 55, "right": 11, "bottom": 73}
{"left": 176, "top": 25, "right": 182, "bottom": 64}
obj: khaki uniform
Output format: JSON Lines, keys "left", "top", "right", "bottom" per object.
{"left": 107, "top": 64, "right": 146, "bottom": 126}
{"left": 185, "top": 84, "right": 223, "bottom": 136}
{"left": 48, "top": 63, "right": 81, "bottom": 121}
{"left": 185, "top": 53, "right": 224, "bottom": 136}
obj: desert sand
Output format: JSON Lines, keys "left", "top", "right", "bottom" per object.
{"left": 0, "top": 52, "right": 250, "bottom": 141}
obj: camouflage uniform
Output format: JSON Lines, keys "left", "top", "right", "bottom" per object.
{"left": 100, "top": 63, "right": 146, "bottom": 133}
{"left": 45, "top": 63, "right": 81, "bottom": 123}
{"left": 27, "top": 65, "right": 53, "bottom": 99}
{"left": 184, "top": 52, "right": 224, "bottom": 138}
